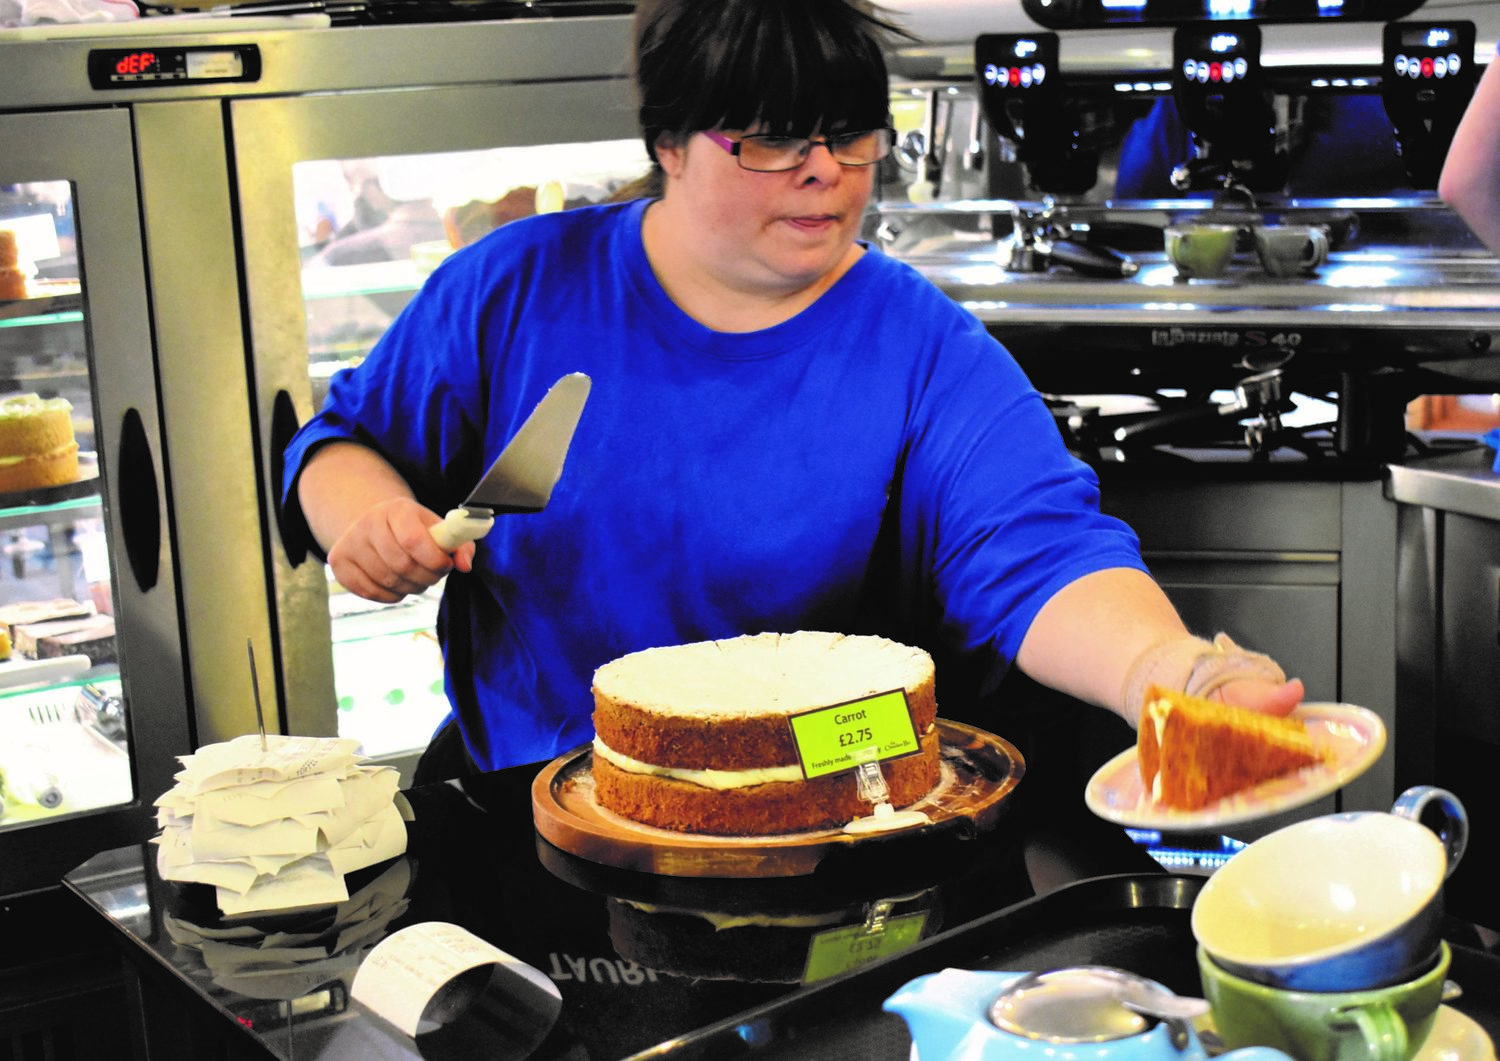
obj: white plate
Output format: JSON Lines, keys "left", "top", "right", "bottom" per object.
{"left": 1084, "top": 702, "right": 1386, "bottom": 831}
{"left": 0, "top": 653, "right": 93, "bottom": 692}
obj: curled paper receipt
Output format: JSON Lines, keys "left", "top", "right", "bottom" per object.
{"left": 351, "top": 921, "right": 560, "bottom": 1037}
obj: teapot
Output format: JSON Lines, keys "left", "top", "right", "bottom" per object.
{"left": 884, "top": 966, "right": 1293, "bottom": 1060}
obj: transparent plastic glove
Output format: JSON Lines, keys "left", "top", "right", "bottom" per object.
{"left": 18, "top": 0, "right": 137, "bottom": 24}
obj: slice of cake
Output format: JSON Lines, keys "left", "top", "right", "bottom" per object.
{"left": 36, "top": 615, "right": 117, "bottom": 666}
{"left": 0, "top": 394, "right": 79, "bottom": 492}
{"left": 0, "top": 269, "right": 25, "bottom": 301}
{"left": 1138, "top": 685, "right": 1326, "bottom": 811}
{"left": 0, "top": 231, "right": 25, "bottom": 300}
{"left": 0, "top": 598, "right": 95, "bottom": 642}
{"left": 590, "top": 631, "right": 941, "bottom": 836}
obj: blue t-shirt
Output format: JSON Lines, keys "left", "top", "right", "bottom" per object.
{"left": 282, "top": 198, "right": 1147, "bottom": 769}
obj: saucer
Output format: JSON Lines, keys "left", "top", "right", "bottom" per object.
{"left": 1195, "top": 1005, "right": 1494, "bottom": 1059}
{"left": 1416, "top": 1005, "right": 1497, "bottom": 1060}
{"left": 1084, "top": 703, "right": 1385, "bottom": 831}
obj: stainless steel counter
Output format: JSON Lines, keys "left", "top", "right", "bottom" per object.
{"left": 1386, "top": 444, "right": 1500, "bottom": 521}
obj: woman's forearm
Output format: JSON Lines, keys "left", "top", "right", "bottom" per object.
{"left": 1440, "top": 56, "right": 1500, "bottom": 254}
{"left": 297, "top": 441, "right": 417, "bottom": 556}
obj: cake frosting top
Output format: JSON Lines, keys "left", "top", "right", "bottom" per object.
{"left": 592, "top": 631, "right": 933, "bottom": 720}
{"left": 0, "top": 393, "right": 72, "bottom": 419}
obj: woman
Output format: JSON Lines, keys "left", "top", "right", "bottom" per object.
{"left": 283, "top": 0, "right": 1302, "bottom": 780}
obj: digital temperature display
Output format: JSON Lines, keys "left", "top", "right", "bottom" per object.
{"left": 114, "top": 50, "right": 160, "bottom": 77}
{"left": 87, "top": 45, "right": 260, "bottom": 90}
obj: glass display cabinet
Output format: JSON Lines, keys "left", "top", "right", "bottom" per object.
{"left": 0, "top": 113, "right": 194, "bottom": 898}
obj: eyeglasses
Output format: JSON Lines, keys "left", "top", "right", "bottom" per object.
{"left": 701, "top": 128, "right": 895, "bottom": 173}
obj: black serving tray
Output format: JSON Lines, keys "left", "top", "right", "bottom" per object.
{"left": 643, "top": 873, "right": 1500, "bottom": 1061}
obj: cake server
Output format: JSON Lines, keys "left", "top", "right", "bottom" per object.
{"left": 430, "top": 372, "right": 591, "bottom": 550}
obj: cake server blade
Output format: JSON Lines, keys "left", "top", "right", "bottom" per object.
{"left": 430, "top": 372, "right": 591, "bottom": 550}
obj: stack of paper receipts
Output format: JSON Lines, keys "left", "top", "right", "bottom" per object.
{"left": 154, "top": 733, "right": 409, "bottom": 917}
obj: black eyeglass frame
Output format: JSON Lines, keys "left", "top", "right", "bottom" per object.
{"left": 700, "top": 128, "right": 896, "bottom": 172}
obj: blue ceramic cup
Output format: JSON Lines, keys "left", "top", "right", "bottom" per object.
{"left": 1192, "top": 786, "right": 1467, "bottom": 993}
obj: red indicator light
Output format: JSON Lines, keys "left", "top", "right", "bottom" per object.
{"left": 1421, "top": 56, "right": 1434, "bottom": 78}
{"left": 1210, "top": 62, "right": 1222, "bottom": 82}
{"left": 1008, "top": 66, "right": 1020, "bottom": 87}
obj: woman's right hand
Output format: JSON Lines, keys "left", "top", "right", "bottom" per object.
{"left": 327, "top": 496, "right": 476, "bottom": 603}
{"left": 299, "top": 441, "right": 478, "bottom": 603}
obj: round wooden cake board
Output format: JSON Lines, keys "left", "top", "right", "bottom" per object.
{"left": 531, "top": 719, "right": 1026, "bottom": 878}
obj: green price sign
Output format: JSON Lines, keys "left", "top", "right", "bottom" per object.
{"left": 801, "top": 912, "right": 929, "bottom": 983}
{"left": 786, "top": 689, "right": 920, "bottom": 780}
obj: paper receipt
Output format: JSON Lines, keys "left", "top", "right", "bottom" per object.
{"left": 350, "top": 922, "right": 558, "bottom": 1037}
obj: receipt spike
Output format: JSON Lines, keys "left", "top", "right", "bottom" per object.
{"left": 248, "top": 638, "right": 267, "bottom": 752}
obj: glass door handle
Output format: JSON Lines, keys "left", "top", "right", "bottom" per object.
{"left": 269, "top": 389, "right": 308, "bottom": 566}
{"left": 118, "top": 407, "right": 161, "bottom": 592}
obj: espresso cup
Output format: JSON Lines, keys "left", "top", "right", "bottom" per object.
{"left": 1198, "top": 943, "right": 1449, "bottom": 1061}
{"left": 1164, "top": 223, "right": 1239, "bottom": 279}
{"left": 1191, "top": 786, "right": 1467, "bottom": 993}
{"left": 1254, "top": 224, "right": 1330, "bottom": 277}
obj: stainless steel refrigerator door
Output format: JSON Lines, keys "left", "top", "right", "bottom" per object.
{"left": 133, "top": 98, "right": 278, "bottom": 750}
{"left": 0, "top": 109, "right": 193, "bottom": 897}
{"left": 232, "top": 31, "right": 640, "bottom": 780}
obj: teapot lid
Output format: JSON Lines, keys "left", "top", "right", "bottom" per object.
{"left": 987, "top": 967, "right": 1167, "bottom": 1042}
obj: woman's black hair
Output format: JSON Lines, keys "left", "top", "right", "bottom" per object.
{"left": 632, "top": 0, "right": 910, "bottom": 164}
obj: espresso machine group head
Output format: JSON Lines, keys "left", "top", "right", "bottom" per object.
{"left": 1380, "top": 20, "right": 1477, "bottom": 188}
{"left": 975, "top": 32, "right": 1107, "bottom": 195}
{"left": 1170, "top": 22, "right": 1286, "bottom": 193}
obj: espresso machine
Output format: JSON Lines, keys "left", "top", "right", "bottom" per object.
{"left": 879, "top": 0, "right": 1499, "bottom": 470}
{"left": 873, "top": 0, "right": 1500, "bottom": 849}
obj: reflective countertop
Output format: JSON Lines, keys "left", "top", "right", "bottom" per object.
{"left": 60, "top": 728, "right": 1500, "bottom": 1060}
{"left": 62, "top": 732, "right": 1170, "bottom": 1061}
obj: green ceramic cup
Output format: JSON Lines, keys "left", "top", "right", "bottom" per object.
{"left": 1253, "top": 224, "right": 1330, "bottom": 277}
{"left": 1164, "top": 223, "right": 1239, "bottom": 278}
{"left": 1198, "top": 943, "right": 1448, "bottom": 1061}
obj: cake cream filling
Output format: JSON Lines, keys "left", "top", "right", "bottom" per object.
{"left": 1147, "top": 698, "right": 1168, "bottom": 802}
{"left": 593, "top": 738, "right": 803, "bottom": 789}
{"left": 0, "top": 444, "right": 75, "bottom": 467}
{"left": 593, "top": 723, "right": 935, "bottom": 791}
